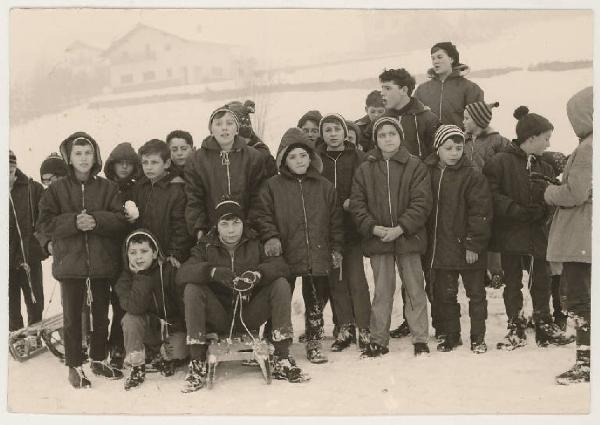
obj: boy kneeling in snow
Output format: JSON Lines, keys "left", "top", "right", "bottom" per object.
{"left": 115, "top": 230, "right": 188, "bottom": 391}
{"left": 177, "top": 200, "right": 308, "bottom": 393}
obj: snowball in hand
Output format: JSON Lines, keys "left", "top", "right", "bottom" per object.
{"left": 124, "top": 200, "right": 139, "bottom": 220}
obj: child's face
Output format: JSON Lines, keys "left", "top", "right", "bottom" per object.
{"left": 70, "top": 144, "right": 94, "bottom": 174}
{"left": 347, "top": 129, "right": 358, "bottom": 146}
{"left": 41, "top": 173, "right": 58, "bottom": 187}
{"left": 127, "top": 240, "right": 157, "bottom": 271}
{"left": 437, "top": 139, "right": 464, "bottom": 166}
{"left": 141, "top": 153, "right": 170, "bottom": 181}
{"left": 300, "top": 120, "right": 319, "bottom": 143}
{"left": 380, "top": 81, "right": 409, "bottom": 110}
{"left": 210, "top": 112, "right": 238, "bottom": 147}
{"left": 366, "top": 106, "right": 385, "bottom": 123}
{"left": 286, "top": 147, "right": 310, "bottom": 175}
{"left": 169, "top": 138, "right": 193, "bottom": 167}
{"left": 431, "top": 49, "right": 454, "bottom": 75}
{"left": 9, "top": 163, "right": 17, "bottom": 187}
{"left": 376, "top": 124, "right": 402, "bottom": 154}
{"left": 522, "top": 130, "right": 552, "bottom": 156}
{"left": 114, "top": 160, "right": 135, "bottom": 180}
{"left": 322, "top": 122, "right": 345, "bottom": 149}
{"left": 217, "top": 217, "right": 243, "bottom": 245}
{"left": 463, "top": 110, "right": 479, "bottom": 134}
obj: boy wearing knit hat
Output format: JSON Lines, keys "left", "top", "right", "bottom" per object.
{"left": 185, "top": 107, "right": 269, "bottom": 242}
{"left": 354, "top": 90, "right": 386, "bottom": 152}
{"left": 255, "top": 128, "right": 344, "bottom": 364}
{"left": 350, "top": 117, "right": 432, "bottom": 357}
{"left": 40, "top": 152, "right": 69, "bottom": 187}
{"left": 415, "top": 42, "right": 484, "bottom": 128}
{"left": 483, "top": 107, "right": 574, "bottom": 351}
{"left": 297, "top": 110, "right": 323, "bottom": 144}
{"left": 9, "top": 150, "right": 46, "bottom": 338}
{"left": 423, "top": 125, "right": 493, "bottom": 353}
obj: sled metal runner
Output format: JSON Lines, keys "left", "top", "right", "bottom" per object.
{"left": 8, "top": 313, "right": 65, "bottom": 362}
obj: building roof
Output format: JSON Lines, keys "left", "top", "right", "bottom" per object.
{"left": 65, "top": 40, "right": 104, "bottom": 53}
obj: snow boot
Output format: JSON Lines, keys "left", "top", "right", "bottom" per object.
{"left": 306, "top": 340, "right": 328, "bottom": 364}
{"left": 470, "top": 334, "right": 488, "bottom": 354}
{"left": 90, "top": 359, "right": 124, "bottom": 379}
{"left": 535, "top": 322, "right": 575, "bottom": 347}
{"left": 490, "top": 272, "right": 504, "bottom": 289}
{"left": 331, "top": 324, "right": 354, "bottom": 352}
{"left": 360, "top": 342, "right": 389, "bottom": 358}
{"left": 413, "top": 342, "right": 430, "bottom": 357}
{"left": 181, "top": 359, "right": 208, "bottom": 393}
{"left": 437, "top": 333, "right": 462, "bottom": 352}
{"left": 357, "top": 328, "right": 371, "bottom": 350}
{"left": 124, "top": 365, "right": 146, "bottom": 391}
{"left": 68, "top": 366, "right": 91, "bottom": 389}
{"left": 272, "top": 355, "right": 310, "bottom": 383}
{"left": 109, "top": 346, "right": 125, "bottom": 370}
{"left": 556, "top": 349, "right": 590, "bottom": 385}
{"left": 496, "top": 318, "right": 527, "bottom": 351}
{"left": 390, "top": 320, "right": 411, "bottom": 338}
{"left": 554, "top": 312, "right": 568, "bottom": 332}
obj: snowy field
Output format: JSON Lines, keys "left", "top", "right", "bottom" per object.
{"left": 6, "top": 67, "right": 592, "bottom": 415}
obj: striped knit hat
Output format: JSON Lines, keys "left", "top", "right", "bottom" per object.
{"left": 208, "top": 107, "right": 240, "bottom": 132}
{"left": 434, "top": 125, "right": 465, "bottom": 149}
{"left": 465, "top": 101, "right": 500, "bottom": 129}
{"left": 319, "top": 113, "right": 349, "bottom": 140}
{"left": 372, "top": 116, "right": 404, "bottom": 142}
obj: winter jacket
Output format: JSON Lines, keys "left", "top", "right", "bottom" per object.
{"left": 9, "top": 169, "right": 46, "bottom": 270}
{"left": 355, "top": 115, "right": 375, "bottom": 152}
{"left": 130, "top": 172, "right": 192, "bottom": 262}
{"left": 384, "top": 97, "right": 440, "bottom": 160}
{"left": 184, "top": 135, "right": 268, "bottom": 236}
{"left": 483, "top": 143, "right": 555, "bottom": 258}
{"left": 176, "top": 228, "right": 290, "bottom": 304}
{"left": 350, "top": 146, "right": 432, "bottom": 257}
{"left": 464, "top": 128, "right": 511, "bottom": 172}
{"left": 103, "top": 142, "right": 142, "bottom": 203}
{"left": 545, "top": 87, "right": 593, "bottom": 264}
{"left": 316, "top": 141, "right": 366, "bottom": 243}
{"left": 36, "top": 133, "right": 128, "bottom": 280}
{"left": 256, "top": 165, "right": 344, "bottom": 277}
{"left": 115, "top": 229, "right": 184, "bottom": 332}
{"left": 423, "top": 154, "right": 493, "bottom": 270}
{"left": 415, "top": 65, "right": 484, "bottom": 127}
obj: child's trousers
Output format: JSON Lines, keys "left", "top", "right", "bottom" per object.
{"left": 369, "top": 253, "right": 429, "bottom": 346}
{"left": 432, "top": 268, "right": 487, "bottom": 338}
{"left": 8, "top": 263, "right": 44, "bottom": 331}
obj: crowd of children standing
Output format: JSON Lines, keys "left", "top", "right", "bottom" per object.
{"left": 8, "top": 41, "right": 592, "bottom": 392}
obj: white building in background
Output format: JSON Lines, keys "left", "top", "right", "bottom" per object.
{"left": 102, "top": 23, "right": 250, "bottom": 93}
{"left": 62, "top": 41, "right": 107, "bottom": 76}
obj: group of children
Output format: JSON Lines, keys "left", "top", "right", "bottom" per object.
{"left": 9, "top": 41, "right": 592, "bottom": 393}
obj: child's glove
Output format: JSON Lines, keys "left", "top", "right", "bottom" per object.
{"left": 331, "top": 251, "right": 343, "bottom": 269}
{"left": 124, "top": 200, "right": 139, "bottom": 223}
{"left": 264, "top": 237, "right": 282, "bottom": 257}
{"left": 166, "top": 255, "right": 181, "bottom": 269}
{"left": 466, "top": 249, "right": 479, "bottom": 264}
{"left": 211, "top": 267, "right": 235, "bottom": 289}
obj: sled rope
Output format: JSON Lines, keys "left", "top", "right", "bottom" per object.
{"left": 227, "top": 276, "right": 259, "bottom": 345}
{"left": 85, "top": 277, "right": 94, "bottom": 332}
{"left": 9, "top": 194, "right": 36, "bottom": 303}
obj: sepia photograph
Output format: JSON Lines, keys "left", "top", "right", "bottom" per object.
{"left": 2, "top": 0, "right": 595, "bottom": 420}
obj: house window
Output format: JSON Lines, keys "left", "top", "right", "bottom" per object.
{"left": 143, "top": 71, "right": 156, "bottom": 81}
{"left": 166, "top": 68, "right": 172, "bottom": 78}
{"left": 120, "top": 74, "right": 133, "bottom": 84}
{"left": 212, "top": 66, "right": 223, "bottom": 77}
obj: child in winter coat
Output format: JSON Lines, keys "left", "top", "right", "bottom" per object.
{"left": 116, "top": 229, "right": 187, "bottom": 390}
{"left": 346, "top": 120, "right": 363, "bottom": 151}
{"left": 185, "top": 107, "right": 269, "bottom": 241}
{"left": 9, "top": 150, "right": 46, "bottom": 333}
{"left": 350, "top": 116, "right": 432, "bottom": 357}
{"left": 415, "top": 42, "right": 484, "bottom": 127}
{"left": 36, "top": 132, "right": 128, "bottom": 388}
{"left": 483, "top": 107, "right": 574, "bottom": 351}
{"left": 354, "top": 90, "right": 386, "bottom": 152}
{"left": 423, "top": 125, "right": 493, "bottom": 353}
{"left": 316, "top": 113, "right": 371, "bottom": 351}
{"left": 40, "top": 152, "right": 69, "bottom": 187}
{"left": 177, "top": 200, "right": 308, "bottom": 392}
{"left": 297, "top": 110, "right": 323, "bottom": 145}
{"left": 128, "top": 139, "right": 192, "bottom": 267}
{"left": 256, "top": 128, "right": 344, "bottom": 364}
{"left": 166, "top": 130, "right": 194, "bottom": 179}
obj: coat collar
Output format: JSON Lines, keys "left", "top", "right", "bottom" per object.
{"left": 201, "top": 135, "right": 247, "bottom": 152}
{"left": 366, "top": 146, "right": 411, "bottom": 164}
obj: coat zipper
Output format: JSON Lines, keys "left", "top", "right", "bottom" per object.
{"left": 221, "top": 151, "right": 232, "bottom": 195}
{"left": 414, "top": 115, "right": 422, "bottom": 158}
{"left": 429, "top": 167, "right": 445, "bottom": 270}
{"left": 81, "top": 182, "right": 94, "bottom": 331}
{"left": 298, "top": 179, "right": 312, "bottom": 271}
{"left": 439, "top": 80, "right": 445, "bottom": 120}
{"left": 386, "top": 160, "right": 395, "bottom": 226}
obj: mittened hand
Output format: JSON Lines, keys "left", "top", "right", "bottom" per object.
{"left": 211, "top": 267, "right": 235, "bottom": 288}
{"left": 342, "top": 198, "right": 351, "bottom": 211}
{"left": 264, "top": 237, "right": 282, "bottom": 257}
{"left": 124, "top": 200, "right": 139, "bottom": 223}
{"left": 331, "top": 251, "right": 343, "bottom": 269}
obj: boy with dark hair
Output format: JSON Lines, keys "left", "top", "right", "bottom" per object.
{"left": 350, "top": 116, "right": 432, "bottom": 357}
{"left": 37, "top": 132, "right": 128, "bottom": 388}
{"left": 9, "top": 150, "right": 46, "bottom": 335}
{"left": 166, "top": 130, "right": 194, "bottom": 178}
{"left": 423, "top": 125, "right": 493, "bottom": 353}
{"left": 40, "top": 152, "right": 69, "bottom": 187}
{"left": 115, "top": 229, "right": 187, "bottom": 390}
{"left": 484, "top": 106, "right": 574, "bottom": 350}
{"left": 346, "top": 120, "right": 363, "bottom": 150}
{"left": 185, "top": 107, "right": 269, "bottom": 241}
{"left": 178, "top": 200, "right": 307, "bottom": 392}
{"left": 354, "top": 90, "right": 386, "bottom": 152}
{"left": 379, "top": 68, "right": 440, "bottom": 160}
{"left": 297, "top": 110, "right": 323, "bottom": 144}
{"left": 129, "top": 139, "right": 191, "bottom": 268}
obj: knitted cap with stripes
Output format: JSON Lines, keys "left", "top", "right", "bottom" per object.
{"left": 465, "top": 101, "right": 500, "bottom": 129}
{"left": 319, "top": 113, "right": 349, "bottom": 140}
{"left": 372, "top": 116, "right": 405, "bottom": 142}
{"left": 434, "top": 125, "right": 465, "bottom": 149}
{"left": 208, "top": 107, "right": 240, "bottom": 132}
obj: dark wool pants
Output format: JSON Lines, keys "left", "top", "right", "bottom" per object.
{"left": 328, "top": 242, "right": 371, "bottom": 330}
{"left": 60, "top": 279, "right": 111, "bottom": 368}
{"left": 9, "top": 264, "right": 44, "bottom": 331}
{"left": 108, "top": 281, "right": 125, "bottom": 352}
{"left": 563, "top": 262, "right": 591, "bottom": 347}
{"left": 501, "top": 254, "right": 551, "bottom": 323}
{"left": 551, "top": 273, "right": 568, "bottom": 319}
{"left": 185, "top": 277, "right": 293, "bottom": 357}
{"left": 432, "top": 269, "right": 487, "bottom": 338}
{"left": 293, "top": 275, "right": 329, "bottom": 342}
